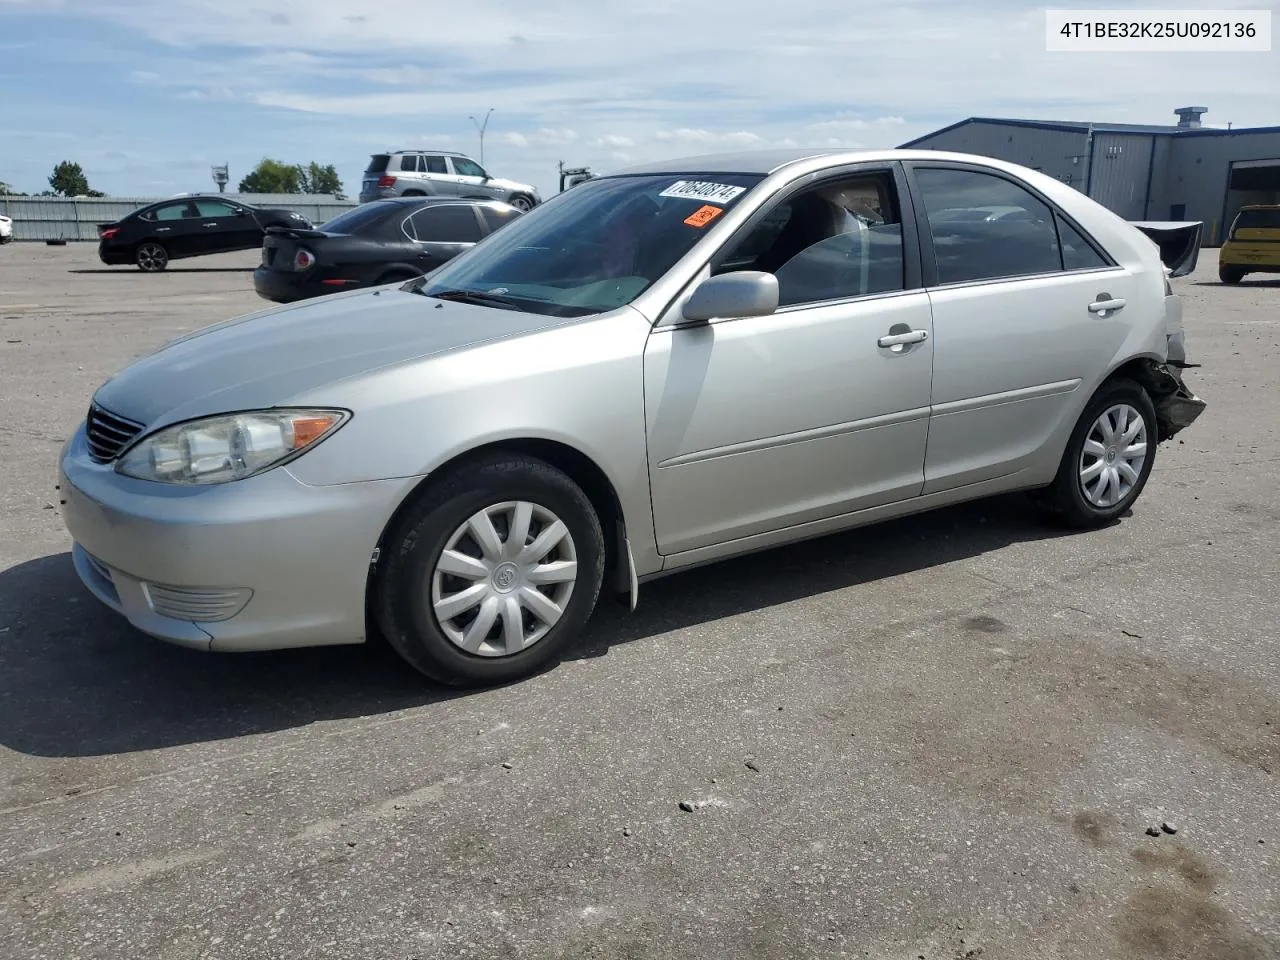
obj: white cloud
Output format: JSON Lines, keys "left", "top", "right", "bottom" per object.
{"left": 4, "top": 0, "right": 1274, "bottom": 200}
{"left": 595, "top": 134, "right": 634, "bottom": 148}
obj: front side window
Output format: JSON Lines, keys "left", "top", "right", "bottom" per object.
{"left": 452, "top": 157, "right": 486, "bottom": 178}
{"left": 914, "top": 167, "right": 1063, "bottom": 284}
{"left": 415, "top": 172, "right": 765, "bottom": 317}
{"left": 715, "top": 172, "right": 905, "bottom": 306}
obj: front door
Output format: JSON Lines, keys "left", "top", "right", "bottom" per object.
{"left": 449, "top": 156, "right": 499, "bottom": 200}
{"left": 904, "top": 162, "right": 1149, "bottom": 494}
{"left": 192, "top": 198, "right": 257, "bottom": 252}
{"left": 643, "top": 166, "right": 935, "bottom": 556}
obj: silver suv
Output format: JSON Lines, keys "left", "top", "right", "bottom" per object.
{"left": 360, "top": 150, "right": 541, "bottom": 211}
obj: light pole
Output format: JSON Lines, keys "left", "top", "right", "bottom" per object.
{"left": 469, "top": 108, "right": 494, "bottom": 166}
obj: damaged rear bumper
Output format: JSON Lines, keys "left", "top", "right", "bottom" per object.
{"left": 1135, "top": 358, "right": 1206, "bottom": 441}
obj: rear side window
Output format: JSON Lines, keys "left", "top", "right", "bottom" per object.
{"left": 151, "top": 201, "right": 194, "bottom": 221}
{"left": 319, "top": 203, "right": 397, "bottom": 234}
{"left": 480, "top": 206, "right": 523, "bottom": 232}
{"left": 410, "top": 204, "right": 484, "bottom": 242}
{"left": 914, "top": 167, "right": 1062, "bottom": 284}
{"left": 421, "top": 155, "right": 448, "bottom": 174}
{"left": 1056, "top": 214, "right": 1109, "bottom": 270}
{"left": 365, "top": 154, "right": 391, "bottom": 175}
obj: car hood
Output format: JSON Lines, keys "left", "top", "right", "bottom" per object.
{"left": 92, "top": 286, "right": 580, "bottom": 428}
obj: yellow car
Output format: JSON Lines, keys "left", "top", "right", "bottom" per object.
{"left": 1219, "top": 204, "right": 1280, "bottom": 284}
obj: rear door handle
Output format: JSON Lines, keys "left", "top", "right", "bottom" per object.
{"left": 1088, "top": 297, "right": 1126, "bottom": 314}
{"left": 878, "top": 329, "right": 929, "bottom": 348}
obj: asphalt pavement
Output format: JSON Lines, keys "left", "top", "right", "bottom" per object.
{"left": 1, "top": 243, "right": 1277, "bottom": 959}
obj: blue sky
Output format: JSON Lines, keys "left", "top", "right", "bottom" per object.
{"left": 0, "top": 0, "right": 1273, "bottom": 199}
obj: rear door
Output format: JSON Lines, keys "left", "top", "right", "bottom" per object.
{"left": 405, "top": 202, "right": 486, "bottom": 268}
{"left": 143, "top": 200, "right": 201, "bottom": 255}
{"left": 903, "top": 161, "right": 1149, "bottom": 494}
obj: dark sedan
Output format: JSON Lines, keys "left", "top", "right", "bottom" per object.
{"left": 98, "top": 195, "right": 312, "bottom": 272}
{"left": 252, "top": 196, "right": 522, "bottom": 303}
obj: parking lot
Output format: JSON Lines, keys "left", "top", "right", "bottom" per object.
{"left": 1, "top": 242, "right": 1277, "bottom": 959}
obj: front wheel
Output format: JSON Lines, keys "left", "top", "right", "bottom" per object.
{"left": 1219, "top": 264, "right": 1245, "bottom": 284}
{"left": 508, "top": 194, "right": 535, "bottom": 212}
{"left": 1033, "top": 378, "right": 1157, "bottom": 528}
{"left": 135, "top": 241, "right": 168, "bottom": 272}
{"left": 373, "top": 453, "right": 606, "bottom": 687}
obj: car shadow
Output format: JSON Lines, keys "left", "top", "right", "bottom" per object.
{"left": 68, "top": 268, "right": 255, "bottom": 275}
{"left": 0, "top": 494, "right": 1090, "bottom": 759}
{"left": 1193, "top": 278, "right": 1280, "bottom": 288}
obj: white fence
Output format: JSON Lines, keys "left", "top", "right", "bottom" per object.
{"left": 0, "top": 194, "right": 359, "bottom": 242}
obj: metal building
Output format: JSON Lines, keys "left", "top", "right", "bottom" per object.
{"left": 900, "top": 107, "right": 1280, "bottom": 246}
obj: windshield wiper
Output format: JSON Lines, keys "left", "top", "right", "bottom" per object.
{"left": 414, "top": 286, "right": 523, "bottom": 311}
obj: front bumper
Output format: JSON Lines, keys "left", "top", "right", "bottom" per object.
{"left": 58, "top": 425, "right": 420, "bottom": 652}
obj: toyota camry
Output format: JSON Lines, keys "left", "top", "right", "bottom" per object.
{"left": 58, "top": 148, "right": 1206, "bottom": 687}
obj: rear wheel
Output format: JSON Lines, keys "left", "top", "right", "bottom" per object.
{"left": 135, "top": 241, "right": 168, "bottom": 272}
{"left": 1219, "top": 264, "right": 1245, "bottom": 284}
{"left": 373, "top": 453, "right": 606, "bottom": 687}
{"left": 1032, "top": 378, "right": 1157, "bottom": 528}
{"left": 402, "top": 190, "right": 426, "bottom": 197}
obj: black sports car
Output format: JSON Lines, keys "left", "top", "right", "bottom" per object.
{"left": 97, "top": 195, "right": 312, "bottom": 272}
{"left": 252, "top": 196, "right": 522, "bottom": 303}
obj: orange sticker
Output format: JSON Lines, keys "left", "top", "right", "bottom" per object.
{"left": 684, "top": 204, "right": 723, "bottom": 228}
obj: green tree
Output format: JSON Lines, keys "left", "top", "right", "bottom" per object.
{"left": 238, "top": 157, "right": 305, "bottom": 194}
{"left": 0, "top": 181, "right": 25, "bottom": 196}
{"left": 304, "top": 162, "right": 343, "bottom": 196}
{"left": 48, "top": 161, "right": 104, "bottom": 197}
{"left": 238, "top": 158, "right": 344, "bottom": 195}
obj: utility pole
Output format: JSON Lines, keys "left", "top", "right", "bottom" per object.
{"left": 469, "top": 108, "right": 494, "bottom": 166}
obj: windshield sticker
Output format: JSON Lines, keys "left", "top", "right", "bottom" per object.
{"left": 659, "top": 180, "right": 747, "bottom": 204}
{"left": 684, "top": 204, "right": 724, "bottom": 228}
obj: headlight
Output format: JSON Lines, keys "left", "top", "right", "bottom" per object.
{"left": 116, "top": 409, "right": 349, "bottom": 485}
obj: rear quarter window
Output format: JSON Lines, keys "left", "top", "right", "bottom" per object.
{"left": 365, "top": 154, "right": 391, "bottom": 175}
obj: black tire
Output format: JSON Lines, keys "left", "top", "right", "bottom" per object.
{"left": 135, "top": 241, "right": 168, "bottom": 272}
{"left": 1032, "top": 377, "right": 1158, "bottom": 529}
{"left": 373, "top": 453, "right": 606, "bottom": 687}
{"left": 508, "top": 194, "right": 536, "bottom": 212}
{"left": 402, "top": 190, "right": 427, "bottom": 197}
{"left": 1218, "top": 264, "right": 1245, "bottom": 284}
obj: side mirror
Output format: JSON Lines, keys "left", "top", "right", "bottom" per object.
{"left": 682, "top": 271, "right": 779, "bottom": 322}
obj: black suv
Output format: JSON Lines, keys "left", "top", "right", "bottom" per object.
{"left": 97, "top": 196, "right": 312, "bottom": 272}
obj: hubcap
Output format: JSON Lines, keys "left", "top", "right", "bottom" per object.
{"left": 138, "top": 244, "right": 166, "bottom": 270}
{"left": 430, "top": 501, "right": 578, "bottom": 657}
{"left": 1079, "top": 403, "right": 1147, "bottom": 508}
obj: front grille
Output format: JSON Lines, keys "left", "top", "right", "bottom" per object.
{"left": 86, "top": 403, "right": 144, "bottom": 462}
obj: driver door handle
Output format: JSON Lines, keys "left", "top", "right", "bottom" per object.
{"left": 878, "top": 329, "right": 929, "bottom": 348}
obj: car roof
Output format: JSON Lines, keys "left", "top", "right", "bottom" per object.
{"left": 383, "top": 149, "right": 471, "bottom": 158}
{"left": 1238, "top": 204, "right": 1280, "bottom": 211}
{"left": 607, "top": 147, "right": 1042, "bottom": 177}
{"left": 368, "top": 196, "right": 514, "bottom": 209}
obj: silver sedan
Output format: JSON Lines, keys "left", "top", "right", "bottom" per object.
{"left": 58, "top": 148, "right": 1206, "bottom": 687}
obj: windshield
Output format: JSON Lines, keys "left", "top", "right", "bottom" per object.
{"left": 414, "top": 172, "right": 765, "bottom": 316}
{"left": 1233, "top": 208, "right": 1280, "bottom": 233}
